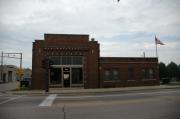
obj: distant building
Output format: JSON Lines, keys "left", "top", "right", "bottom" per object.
{"left": 23, "top": 68, "right": 32, "bottom": 78}
{"left": 0, "top": 65, "right": 17, "bottom": 83}
{"left": 32, "top": 34, "right": 160, "bottom": 89}
{"left": 0, "top": 65, "right": 32, "bottom": 83}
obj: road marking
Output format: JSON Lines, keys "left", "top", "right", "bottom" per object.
{"left": 0, "top": 96, "right": 23, "bottom": 105}
{"left": 56, "top": 90, "right": 180, "bottom": 99}
{"left": 39, "top": 94, "right": 57, "bottom": 107}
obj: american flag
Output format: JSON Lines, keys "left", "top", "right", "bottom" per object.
{"left": 155, "top": 36, "right": 164, "bottom": 45}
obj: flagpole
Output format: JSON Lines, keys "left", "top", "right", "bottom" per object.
{"left": 155, "top": 36, "right": 158, "bottom": 58}
{"left": 156, "top": 41, "right": 158, "bottom": 58}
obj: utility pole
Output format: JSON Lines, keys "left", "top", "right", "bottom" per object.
{"left": 1, "top": 52, "right": 3, "bottom": 82}
{"left": 20, "top": 53, "right": 22, "bottom": 69}
{"left": 20, "top": 53, "right": 22, "bottom": 80}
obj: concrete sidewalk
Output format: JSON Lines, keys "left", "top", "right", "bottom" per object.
{"left": 0, "top": 81, "right": 19, "bottom": 92}
{"left": 2, "top": 85, "right": 180, "bottom": 95}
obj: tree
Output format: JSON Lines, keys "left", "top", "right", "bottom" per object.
{"left": 159, "top": 62, "right": 168, "bottom": 84}
{"left": 167, "top": 62, "right": 179, "bottom": 81}
{"left": 178, "top": 64, "right": 180, "bottom": 81}
{"left": 159, "top": 62, "right": 168, "bottom": 78}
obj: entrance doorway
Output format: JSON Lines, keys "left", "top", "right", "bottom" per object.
{"left": 63, "top": 72, "right": 70, "bottom": 87}
{"left": 50, "top": 66, "right": 83, "bottom": 88}
{"left": 63, "top": 67, "right": 70, "bottom": 87}
{"left": 3, "top": 73, "right": 6, "bottom": 82}
{"left": 8, "top": 71, "right": 12, "bottom": 82}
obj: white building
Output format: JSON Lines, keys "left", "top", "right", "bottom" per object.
{"left": 0, "top": 65, "right": 32, "bottom": 83}
{"left": 0, "top": 65, "right": 18, "bottom": 83}
{"left": 23, "top": 68, "right": 32, "bottom": 78}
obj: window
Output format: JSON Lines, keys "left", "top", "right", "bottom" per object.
{"left": 113, "top": 70, "right": 119, "bottom": 80}
{"left": 142, "top": 68, "right": 155, "bottom": 79}
{"left": 72, "top": 56, "right": 82, "bottom": 65}
{"left": 128, "top": 68, "right": 134, "bottom": 80}
{"left": 67, "top": 56, "right": 72, "bottom": 65}
{"left": 72, "top": 68, "right": 83, "bottom": 84}
{"left": 104, "top": 70, "right": 110, "bottom": 80}
{"left": 62, "top": 56, "right": 71, "bottom": 65}
{"left": 50, "top": 56, "right": 61, "bottom": 65}
{"left": 50, "top": 68, "right": 61, "bottom": 84}
{"left": 104, "top": 69, "right": 119, "bottom": 80}
{"left": 49, "top": 56, "right": 83, "bottom": 65}
{"left": 149, "top": 68, "right": 155, "bottom": 79}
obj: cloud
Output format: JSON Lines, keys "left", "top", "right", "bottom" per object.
{"left": 100, "top": 32, "right": 180, "bottom": 65}
{"left": 0, "top": 0, "right": 180, "bottom": 68}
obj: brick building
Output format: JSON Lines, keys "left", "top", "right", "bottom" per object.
{"left": 32, "top": 34, "right": 159, "bottom": 89}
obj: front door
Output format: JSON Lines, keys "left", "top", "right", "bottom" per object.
{"left": 63, "top": 72, "right": 70, "bottom": 87}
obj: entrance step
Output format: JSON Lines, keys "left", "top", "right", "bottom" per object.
{"left": 49, "top": 85, "right": 62, "bottom": 88}
{"left": 49, "top": 85, "right": 84, "bottom": 89}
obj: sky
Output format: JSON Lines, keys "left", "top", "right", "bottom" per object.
{"left": 0, "top": 0, "right": 180, "bottom": 68}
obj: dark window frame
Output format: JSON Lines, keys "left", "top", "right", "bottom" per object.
{"left": 142, "top": 68, "right": 155, "bottom": 79}
{"left": 49, "top": 56, "right": 83, "bottom": 65}
{"left": 71, "top": 68, "right": 83, "bottom": 84}
{"left": 104, "top": 69, "right": 120, "bottom": 81}
{"left": 128, "top": 67, "right": 134, "bottom": 80}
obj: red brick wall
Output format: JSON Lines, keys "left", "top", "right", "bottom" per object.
{"left": 85, "top": 41, "right": 100, "bottom": 88}
{"left": 32, "top": 40, "right": 46, "bottom": 89}
{"left": 32, "top": 34, "right": 100, "bottom": 89}
{"left": 99, "top": 57, "right": 160, "bottom": 88}
{"left": 32, "top": 34, "right": 160, "bottom": 89}
{"left": 44, "top": 34, "right": 89, "bottom": 45}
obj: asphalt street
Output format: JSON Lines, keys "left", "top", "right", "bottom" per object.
{"left": 0, "top": 89, "right": 180, "bottom": 119}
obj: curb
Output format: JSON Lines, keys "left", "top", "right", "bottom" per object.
{"left": 49, "top": 86, "right": 180, "bottom": 96}
{"left": 1, "top": 85, "right": 180, "bottom": 96}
